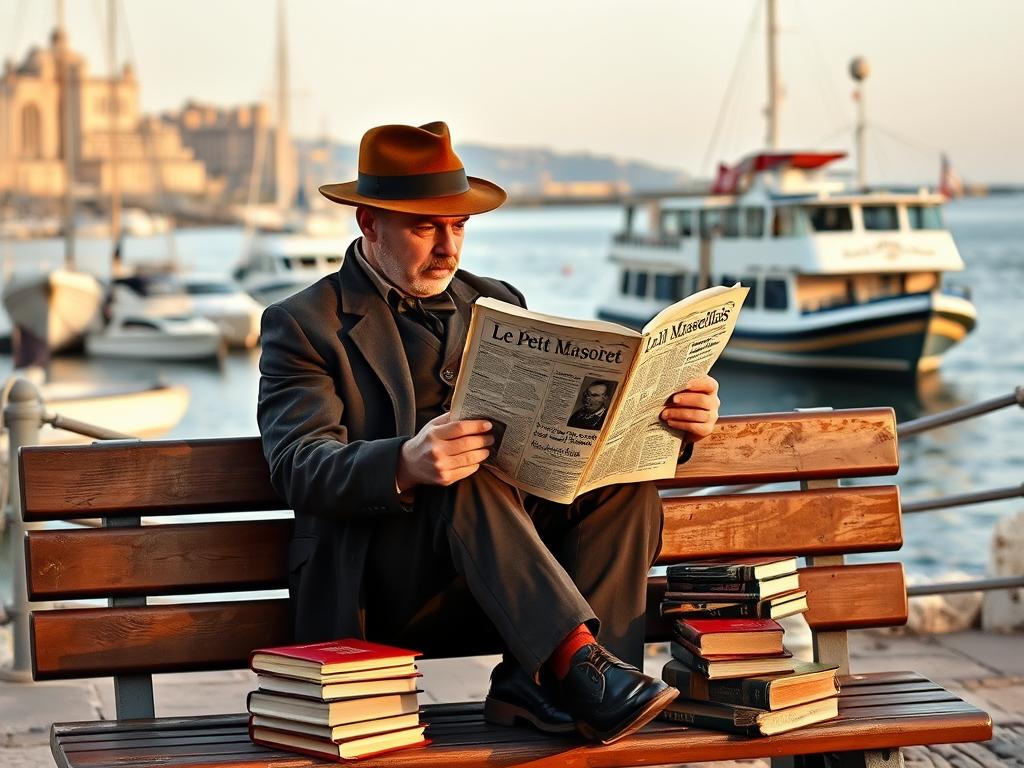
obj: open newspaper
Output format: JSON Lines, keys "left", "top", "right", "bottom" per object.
{"left": 449, "top": 283, "right": 748, "bottom": 503}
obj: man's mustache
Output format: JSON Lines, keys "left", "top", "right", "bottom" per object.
{"left": 425, "top": 257, "right": 458, "bottom": 272}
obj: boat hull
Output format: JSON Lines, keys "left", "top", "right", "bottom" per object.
{"left": 2, "top": 270, "right": 104, "bottom": 351}
{"left": 598, "top": 294, "right": 975, "bottom": 374}
{"left": 85, "top": 333, "right": 224, "bottom": 361}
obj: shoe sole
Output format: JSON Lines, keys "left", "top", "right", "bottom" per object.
{"left": 483, "top": 696, "right": 577, "bottom": 734}
{"left": 576, "top": 686, "right": 679, "bottom": 745}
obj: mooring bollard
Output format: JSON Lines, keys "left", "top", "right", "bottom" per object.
{"left": 2, "top": 377, "right": 46, "bottom": 681}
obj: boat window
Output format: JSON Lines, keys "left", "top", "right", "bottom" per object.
{"left": 739, "top": 276, "right": 759, "bottom": 308}
{"left": 744, "top": 208, "right": 765, "bottom": 238}
{"left": 324, "top": 255, "right": 343, "bottom": 265}
{"left": 862, "top": 205, "right": 899, "bottom": 231}
{"left": 688, "top": 273, "right": 701, "bottom": 295}
{"left": 720, "top": 274, "right": 738, "bottom": 287}
{"left": 806, "top": 205, "right": 853, "bottom": 232}
{"left": 186, "top": 283, "right": 233, "bottom": 295}
{"left": 679, "top": 210, "right": 695, "bottom": 237}
{"left": 660, "top": 211, "right": 679, "bottom": 237}
{"left": 634, "top": 272, "right": 649, "bottom": 298}
{"left": 907, "top": 204, "right": 944, "bottom": 230}
{"left": 699, "top": 208, "right": 723, "bottom": 237}
{"left": 620, "top": 270, "right": 631, "bottom": 295}
{"left": 772, "top": 207, "right": 808, "bottom": 237}
{"left": 654, "top": 274, "right": 684, "bottom": 301}
{"left": 121, "top": 319, "right": 161, "bottom": 331}
{"left": 763, "top": 278, "right": 788, "bottom": 310}
{"left": 279, "top": 258, "right": 293, "bottom": 271}
{"left": 299, "top": 256, "right": 319, "bottom": 267}
{"left": 722, "top": 208, "right": 741, "bottom": 238}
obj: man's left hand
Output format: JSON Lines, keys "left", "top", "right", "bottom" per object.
{"left": 660, "top": 374, "right": 720, "bottom": 442}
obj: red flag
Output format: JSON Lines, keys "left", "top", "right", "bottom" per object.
{"left": 939, "top": 153, "right": 964, "bottom": 199}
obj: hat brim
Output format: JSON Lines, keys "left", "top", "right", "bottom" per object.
{"left": 318, "top": 176, "right": 506, "bottom": 216}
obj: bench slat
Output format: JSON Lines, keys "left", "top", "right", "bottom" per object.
{"left": 19, "top": 438, "right": 284, "bottom": 521}
{"left": 25, "top": 521, "right": 294, "bottom": 601}
{"left": 30, "top": 601, "right": 291, "bottom": 680}
{"left": 660, "top": 407, "right": 898, "bottom": 488}
{"left": 25, "top": 485, "right": 901, "bottom": 600}
{"left": 645, "top": 562, "right": 908, "bottom": 638}
{"left": 48, "top": 674, "right": 991, "bottom": 768}
{"left": 19, "top": 408, "right": 896, "bottom": 521}
{"left": 657, "top": 485, "right": 902, "bottom": 562}
{"left": 802, "top": 562, "right": 908, "bottom": 630}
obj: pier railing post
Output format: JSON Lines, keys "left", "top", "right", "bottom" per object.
{"left": 1, "top": 377, "right": 46, "bottom": 682}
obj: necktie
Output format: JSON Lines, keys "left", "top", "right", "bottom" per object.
{"left": 397, "top": 294, "right": 455, "bottom": 340}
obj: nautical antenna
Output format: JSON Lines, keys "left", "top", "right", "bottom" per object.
{"left": 765, "top": 0, "right": 780, "bottom": 149}
{"left": 850, "top": 56, "right": 871, "bottom": 190}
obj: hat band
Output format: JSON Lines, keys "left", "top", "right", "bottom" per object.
{"left": 356, "top": 168, "right": 470, "bottom": 200}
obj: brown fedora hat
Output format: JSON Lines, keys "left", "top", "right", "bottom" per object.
{"left": 319, "top": 121, "right": 507, "bottom": 216}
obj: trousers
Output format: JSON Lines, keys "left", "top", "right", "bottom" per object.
{"left": 363, "top": 468, "right": 663, "bottom": 674}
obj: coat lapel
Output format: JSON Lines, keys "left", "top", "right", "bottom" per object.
{"left": 338, "top": 242, "right": 416, "bottom": 436}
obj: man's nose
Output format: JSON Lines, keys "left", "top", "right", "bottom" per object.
{"left": 434, "top": 226, "right": 459, "bottom": 255}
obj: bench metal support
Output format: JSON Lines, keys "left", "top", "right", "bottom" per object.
{"left": 105, "top": 515, "right": 155, "bottom": 720}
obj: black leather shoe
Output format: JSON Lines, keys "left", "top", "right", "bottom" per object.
{"left": 484, "top": 660, "right": 576, "bottom": 734}
{"left": 559, "top": 643, "right": 678, "bottom": 744}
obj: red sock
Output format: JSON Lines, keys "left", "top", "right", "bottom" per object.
{"left": 547, "top": 624, "right": 596, "bottom": 679}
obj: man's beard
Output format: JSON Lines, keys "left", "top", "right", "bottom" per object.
{"left": 375, "top": 235, "right": 458, "bottom": 297}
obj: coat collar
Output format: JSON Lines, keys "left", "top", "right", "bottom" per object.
{"left": 337, "top": 239, "right": 480, "bottom": 436}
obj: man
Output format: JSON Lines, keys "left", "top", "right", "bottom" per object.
{"left": 257, "top": 122, "right": 721, "bottom": 745}
{"left": 567, "top": 380, "right": 613, "bottom": 431}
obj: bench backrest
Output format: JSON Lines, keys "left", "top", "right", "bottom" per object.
{"left": 19, "top": 407, "right": 904, "bottom": 719}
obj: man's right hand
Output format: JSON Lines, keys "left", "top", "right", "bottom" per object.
{"left": 396, "top": 412, "right": 494, "bottom": 492}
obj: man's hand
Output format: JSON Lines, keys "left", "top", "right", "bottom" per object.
{"left": 397, "top": 412, "right": 493, "bottom": 491}
{"left": 660, "top": 374, "right": 720, "bottom": 442}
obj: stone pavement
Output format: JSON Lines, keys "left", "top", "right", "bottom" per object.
{"left": 0, "top": 627, "right": 1021, "bottom": 768}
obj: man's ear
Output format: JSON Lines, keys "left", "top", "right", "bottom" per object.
{"left": 356, "top": 206, "right": 378, "bottom": 241}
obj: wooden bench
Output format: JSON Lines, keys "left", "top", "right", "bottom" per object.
{"left": 18, "top": 407, "right": 992, "bottom": 768}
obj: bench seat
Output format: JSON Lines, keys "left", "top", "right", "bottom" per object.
{"left": 49, "top": 673, "right": 990, "bottom": 768}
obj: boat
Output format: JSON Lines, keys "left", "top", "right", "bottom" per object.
{"left": 595, "top": 2, "right": 976, "bottom": 375}
{"left": 598, "top": 153, "right": 976, "bottom": 373}
{"left": 234, "top": 228, "right": 346, "bottom": 306}
{"left": 178, "top": 271, "right": 264, "bottom": 348}
{"left": 2, "top": 268, "right": 104, "bottom": 352}
{"left": 85, "top": 273, "right": 224, "bottom": 361}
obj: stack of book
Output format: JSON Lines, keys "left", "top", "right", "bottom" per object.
{"left": 657, "top": 556, "right": 841, "bottom": 736}
{"left": 247, "top": 638, "right": 429, "bottom": 761}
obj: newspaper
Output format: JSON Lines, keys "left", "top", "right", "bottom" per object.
{"left": 449, "top": 283, "right": 748, "bottom": 504}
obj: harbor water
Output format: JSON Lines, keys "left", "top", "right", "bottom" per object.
{"left": 2, "top": 194, "right": 1023, "bottom": 584}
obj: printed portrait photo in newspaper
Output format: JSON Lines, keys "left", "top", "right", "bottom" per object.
{"left": 566, "top": 378, "right": 619, "bottom": 431}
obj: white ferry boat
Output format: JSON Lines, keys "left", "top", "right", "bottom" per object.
{"left": 597, "top": 151, "right": 976, "bottom": 373}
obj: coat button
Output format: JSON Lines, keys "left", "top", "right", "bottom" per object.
{"left": 441, "top": 368, "right": 455, "bottom": 383}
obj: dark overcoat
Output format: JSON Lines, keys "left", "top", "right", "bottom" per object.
{"left": 257, "top": 239, "right": 524, "bottom": 642}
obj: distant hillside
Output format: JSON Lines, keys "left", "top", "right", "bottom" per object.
{"left": 299, "top": 140, "right": 688, "bottom": 195}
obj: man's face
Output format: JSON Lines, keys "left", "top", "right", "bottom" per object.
{"left": 582, "top": 384, "right": 609, "bottom": 413}
{"left": 362, "top": 208, "right": 468, "bottom": 297}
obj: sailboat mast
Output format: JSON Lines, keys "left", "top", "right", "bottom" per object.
{"left": 57, "top": 0, "right": 76, "bottom": 268}
{"left": 765, "top": 0, "right": 779, "bottom": 150}
{"left": 107, "top": 0, "right": 121, "bottom": 245}
{"left": 274, "top": 0, "right": 294, "bottom": 211}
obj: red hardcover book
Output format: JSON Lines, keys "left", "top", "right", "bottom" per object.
{"left": 670, "top": 638, "right": 797, "bottom": 679}
{"left": 250, "top": 639, "right": 420, "bottom": 679}
{"left": 674, "top": 618, "right": 784, "bottom": 656}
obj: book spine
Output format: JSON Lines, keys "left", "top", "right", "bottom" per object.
{"left": 711, "top": 678, "right": 771, "bottom": 709}
{"left": 667, "top": 580, "right": 758, "bottom": 594}
{"left": 659, "top": 707, "right": 760, "bottom": 736}
{"left": 669, "top": 642, "right": 711, "bottom": 676}
{"left": 664, "top": 602, "right": 757, "bottom": 619}
{"left": 666, "top": 564, "right": 749, "bottom": 581}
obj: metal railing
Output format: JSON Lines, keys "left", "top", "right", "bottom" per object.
{"left": 1, "top": 377, "right": 135, "bottom": 681}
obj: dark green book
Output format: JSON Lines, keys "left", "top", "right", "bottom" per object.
{"left": 662, "top": 657, "right": 839, "bottom": 710}
{"left": 658, "top": 696, "right": 838, "bottom": 736}
{"left": 661, "top": 590, "right": 808, "bottom": 620}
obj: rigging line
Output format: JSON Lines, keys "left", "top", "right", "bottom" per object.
{"left": 806, "top": 122, "right": 855, "bottom": 151}
{"left": 713, "top": 1, "right": 761, "bottom": 171}
{"left": 793, "top": 0, "right": 850, "bottom": 131}
{"left": 871, "top": 121, "right": 943, "bottom": 159}
{"left": 699, "top": 0, "right": 762, "bottom": 176}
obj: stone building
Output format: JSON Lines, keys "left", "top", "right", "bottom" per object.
{"left": 0, "top": 29, "right": 206, "bottom": 201}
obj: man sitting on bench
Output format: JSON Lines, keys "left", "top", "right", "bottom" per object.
{"left": 257, "top": 121, "right": 721, "bottom": 745}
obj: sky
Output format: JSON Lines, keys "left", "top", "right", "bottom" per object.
{"left": 4, "top": 0, "right": 1023, "bottom": 184}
